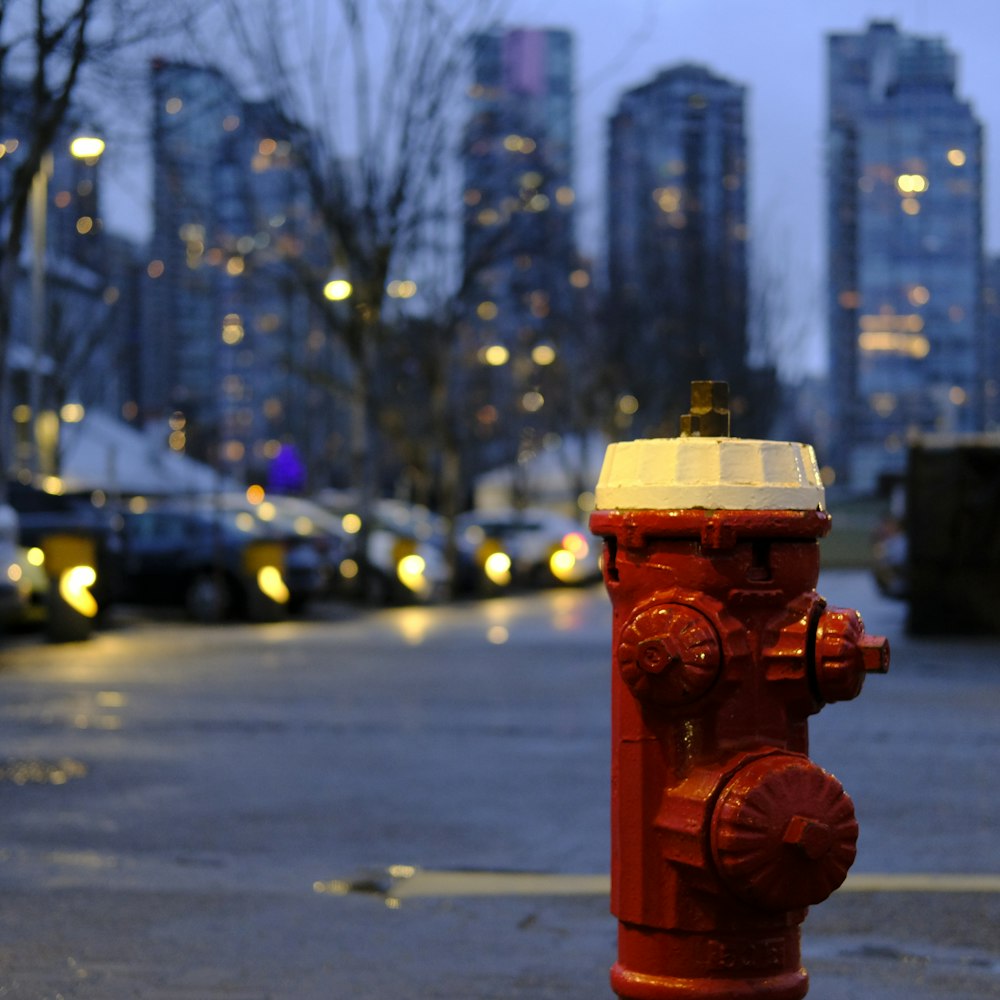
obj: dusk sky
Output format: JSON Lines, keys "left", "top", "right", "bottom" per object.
{"left": 103, "top": 1, "right": 1000, "bottom": 376}
{"left": 507, "top": 0, "right": 1000, "bottom": 372}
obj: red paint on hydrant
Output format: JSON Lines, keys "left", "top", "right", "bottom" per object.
{"left": 590, "top": 383, "right": 888, "bottom": 999}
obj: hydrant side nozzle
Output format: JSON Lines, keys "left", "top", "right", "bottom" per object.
{"left": 861, "top": 634, "right": 890, "bottom": 674}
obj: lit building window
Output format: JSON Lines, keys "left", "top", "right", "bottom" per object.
{"left": 387, "top": 280, "right": 417, "bottom": 299}
{"left": 653, "top": 186, "right": 681, "bottom": 212}
{"left": 946, "top": 148, "right": 966, "bottom": 167}
{"left": 870, "top": 393, "right": 897, "bottom": 417}
{"left": 521, "top": 391, "right": 545, "bottom": 413}
{"left": 857, "top": 331, "right": 930, "bottom": 357}
{"left": 529, "top": 291, "right": 550, "bottom": 318}
{"left": 896, "top": 173, "right": 928, "bottom": 194}
{"left": 165, "top": 97, "right": 183, "bottom": 114}
{"left": 480, "top": 345, "right": 509, "bottom": 366}
{"left": 222, "top": 316, "right": 244, "bottom": 345}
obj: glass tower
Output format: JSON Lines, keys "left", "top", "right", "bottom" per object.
{"left": 826, "top": 21, "right": 984, "bottom": 488}
{"left": 461, "top": 27, "right": 579, "bottom": 474}
{"left": 606, "top": 64, "right": 752, "bottom": 437}
{"left": 147, "top": 60, "right": 331, "bottom": 482}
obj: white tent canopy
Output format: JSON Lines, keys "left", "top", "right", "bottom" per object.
{"left": 58, "top": 411, "right": 238, "bottom": 495}
{"left": 474, "top": 433, "right": 608, "bottom": 514}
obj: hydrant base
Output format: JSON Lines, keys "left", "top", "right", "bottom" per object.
{"left": 611, "top": 924, "right": 808, "bottom": 1000}
{"left": 611, "top": 963, "right": 808, "bottom": 1000}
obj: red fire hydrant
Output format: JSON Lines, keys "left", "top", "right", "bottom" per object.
{"left": 590, "top": 382, "right": 888, "bottom": 999}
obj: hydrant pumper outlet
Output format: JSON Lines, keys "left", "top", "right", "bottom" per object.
{"left": 590, "top": 382, "right": 888, "bottom": 1000}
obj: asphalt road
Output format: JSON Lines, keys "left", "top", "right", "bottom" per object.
{"left": 0, "top": 571, "right": 997, "bottom": 998}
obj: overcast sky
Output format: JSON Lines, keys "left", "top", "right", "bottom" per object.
{"left": 504, "top": 0, "right": 1000, "bottom": 372}
{"left": 103, "top": 1, "right": 1000, "bottom": 376}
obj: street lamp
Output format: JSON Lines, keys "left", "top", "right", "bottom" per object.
{"left": 28, "top": 129, "right": 105, "bottom": 479}
{"left": 323, "top": 277, "right": 353, "bottom": 302}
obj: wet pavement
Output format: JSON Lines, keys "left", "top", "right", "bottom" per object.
{"left": 0, "top": 570, "right": 997, "bottom": 998}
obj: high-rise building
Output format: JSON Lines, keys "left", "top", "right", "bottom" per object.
{"left": 606, "top": 64, "right": 755, "bottom": 438}
{"left": 826, "top": 21, "right": 984, "bottom": 487}
{"left": 146, "top": 60, "right": 336, "bottom": 484}
{"left": 984, "top": 255, "right": 1000, "bottom": 430}
{"left": 461, "top": 27, "right": 581, "bottom": 473}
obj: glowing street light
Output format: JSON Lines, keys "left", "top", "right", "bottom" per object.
{"left": 323, "top": 278, "right": 353, "bottom": 301}
{"left": 68, "top": 134, "right": 106, "bottom": 161}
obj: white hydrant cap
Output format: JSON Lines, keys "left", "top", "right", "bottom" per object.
{"left": 594, "top": 436, "right": 826, "bottom": 512}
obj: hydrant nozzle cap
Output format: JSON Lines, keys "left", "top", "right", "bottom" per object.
{"left": 595, "top": 437, "right": 826, "bottom": 513}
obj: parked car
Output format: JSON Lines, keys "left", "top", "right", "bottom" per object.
{"left": 0, "top": 502, "right": 32, "bottom": 628}
{"left": 171, "top": 493, "right": 346, "bottom": 607}
{"left": 314, "top": 493, "right": 451, "bottom": 604}
{"left": 454, "top": 507, "right": 601, "bottom": 593}
{"left": 7, "top": 483, "right": 124, "bottom": 627}
{"left": 118, "top": 502, "right": 324, "bottom": 622}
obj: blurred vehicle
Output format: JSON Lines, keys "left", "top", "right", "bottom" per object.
{"left": 174, "top": 492, "right": 347, "bottom": 607}
{"left": 0, "top": 502, "right": 35, "bottom": 627}
{"left": 1, "top": 542, "right": 49, "bottom": 628}
{"left": 118, "top": 502, "right": 322, "bottom": 622}
{"left": 314, "top": 493, "right": 451, "bottom": 604}
{"left": 454, "top": 507, "right": 601, "bottom": 593}
{"left": 8, "top": 483, "right": 123, "bottom": 626}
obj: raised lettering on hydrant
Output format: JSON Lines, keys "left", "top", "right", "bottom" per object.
{"left": 590, "top": 381, "right": 888, "bottom": 1000}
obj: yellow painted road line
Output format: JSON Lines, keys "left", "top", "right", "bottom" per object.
{"left": 375, "top": 870, "right": 1000, "bottom": 900}
{"left": 841, "top": 873, "right": 1000, "bottom": 893}
{"left": 392, "top": 871, "right": 610, "bottom": 898}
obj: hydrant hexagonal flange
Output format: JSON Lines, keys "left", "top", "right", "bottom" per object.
{"left": 590, "top": 382, "right": 888, "bottom": 1000}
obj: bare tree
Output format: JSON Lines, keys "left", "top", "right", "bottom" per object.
{"left": 0, "top": 0, "right": 214, "bottom": 497}
{"left": 196, "top": 0, "right": 506, "bottom": 593}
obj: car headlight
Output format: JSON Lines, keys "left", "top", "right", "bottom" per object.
{"left": 483, "top": 549, "right": 512, "bottom": 586}
{"left": 549, "top": 548, "right": 578, "bottom": 582}
{"left": 257, "top": 565, "right": 290, "bottom": 604}
{"left": 397, "top": 553, "right": 428, "bottom": 595}
{"left": 59, "top": 565, "right": 98, "bottom": 618}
